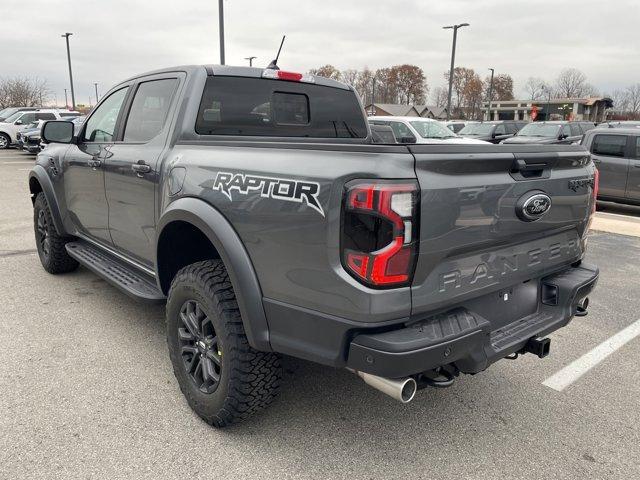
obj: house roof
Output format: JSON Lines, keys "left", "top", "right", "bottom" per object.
{"left": 415, "top": 104, "right": 447, "bottom": 117}
{"left": 368, "top": 104, "right": 419, "bottom": 116}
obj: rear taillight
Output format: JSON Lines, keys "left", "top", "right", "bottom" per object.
{"left": 592, "top": 168, "right": 599, "bottom": 213}
{"left": 341, "top": 180, "right": 419, "bottom": 288}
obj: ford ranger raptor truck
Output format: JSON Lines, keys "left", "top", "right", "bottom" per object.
{"left": 29, "top": 65, "right": 599, "bottom": 427}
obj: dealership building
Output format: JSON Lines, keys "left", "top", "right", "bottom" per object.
{"left": 483, "top": 97, "right": 613, "bottom": 122}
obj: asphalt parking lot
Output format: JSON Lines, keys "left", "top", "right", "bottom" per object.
{"left": 1, "top": 149, "right": 639, "bottom": 479}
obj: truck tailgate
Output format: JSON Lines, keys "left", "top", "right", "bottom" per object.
{"left": 409, "top": 144, "right": 595, "bottom": 317}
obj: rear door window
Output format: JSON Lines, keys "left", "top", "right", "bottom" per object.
{"left": 19, "top": 113, "right": 36, "bottom": 124}
{"left": 505, "top": 123, "right": 517, "bottom": 134}
{"left": 494, "top": 124, "right": 506, "bottom": 135}
{"left": 123, "top": 78, "right": 178, "bottom": 142}
{"left": 635, "top": 137, "right": 640, "bottom": 159}
{"left": 195, "top": 76, "right": 366, "bottom": 138}
{"left": 591, "top": 134, "right": 627, "bottom": 157}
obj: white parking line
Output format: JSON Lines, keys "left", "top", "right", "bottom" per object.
{"left": 543, "top": 318, "right": 640, "bottom": 391}
{"left": 0, "top": 161, "right": 34, "bottom": 165}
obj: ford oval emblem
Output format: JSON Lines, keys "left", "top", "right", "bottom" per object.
{"left": 516, "top": 191, "right": 552, "bottom": 222}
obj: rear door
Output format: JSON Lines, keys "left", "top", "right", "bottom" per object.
{"left": 625, "top": 135, "right": 640, "bottom": 201}
{"left": 589, "top": 133, "right": 630, "bottom": 198}
{"left": 409, "top": 145, "right": 594, "bottom": 318}
{"left": 104, "top": 74, "right": 182, "bottom": 266}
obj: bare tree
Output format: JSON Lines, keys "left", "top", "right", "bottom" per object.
{"left": 625, "top": 83, "right": 640, "bottom": 118}
{"left": 554, "top": 68, "right": 597, "bottom": 98}
{"left": 523, "top": 77, "right": 550, "bottom": 101}
{"left": 354, "top": 68, "right": 374, "bottom": 104}
{"left": 374, "top": 68, "right": 398, "bottom": 104}
{"left": 308, "top": 65, "right": 342, "bottom": 81}
{"left": 0, "top": 77, "right": 49, "bottom": 108}
{"left": 608, "top": 89, "right": 629, "bottom": 114}
{"left": 431, "top": 86, "right": 448, "bottom": 108}
{"left": 340, "top": 69, "right": 358, "bottom": 88}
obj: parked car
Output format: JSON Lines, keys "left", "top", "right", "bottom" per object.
{"left": 596, "top": 121, "right": 640, "bottom": 129}
{"left": 0, "top": 106, "right": 39, "bottom": 122}
{"left": 370, "top": 123, "right": 397, "bottom": 143}
{"left": 445, "top": 120, "right": 478, "bottom": 133}
{"left": 0, "top": 109, "right": 81, "bottom": 149}
{"left": 501, "top": 121, "right": 595, "bottom": 145}
{"left": 32, "top": 64, "right": 597, "bottom": 427}
{"left": 16, "top": 120, "right": 44, "bottom": 151}
{"left": 581, "top": 127, "right": 640, "bottom": 205}
{"left": 458, "top": 121, "right": 527, "bottom": 144}
{"left": 369, "top": 116, "right": 490, "bottom": 144}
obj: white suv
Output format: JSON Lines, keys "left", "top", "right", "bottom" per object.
{"left": 368, "top": 116, "right": 490, "bottom": 145}
{"left": 0, "top": 110, "right": 80, "bottom": 149}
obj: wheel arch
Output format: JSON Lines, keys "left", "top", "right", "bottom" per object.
{"left": 28, "top": 166, "right": 66, "bottom": 235}
{"left": 156, "top": 197, "right": 271, "bottom": 351}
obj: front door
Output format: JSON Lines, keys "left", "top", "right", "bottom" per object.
{"left": 63, "top": 86, "right": 130, "bottom": 244}
{"left": 104, "top": 76, "right": 181, "bottom": 266}
{"left": 589, "top": 133, "right": 630, "bottom": 199}
{"left": 625, "top": 135, "right": 640, "bottom": 201}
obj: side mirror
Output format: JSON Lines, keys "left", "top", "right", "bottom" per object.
{"left": 559, "top": 133, "right": 568, "bottom": 140}
{"left": 399, "top": 136, "right": 417, "bottom": 144}
{"left": 42, "top": 121, "right": 75, "bottom": 144}
{"left": 15, "top": 120, "right": 23, "bottom": 125}
{"left": 492, "top": 132, "right": 497, "bottom": 138}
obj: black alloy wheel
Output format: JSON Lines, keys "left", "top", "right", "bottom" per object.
{"left": 36, "top": 209, "right": 51, "bottom": 260}
{"left": 178, "top": 299, "right": 222, "bottom": 394}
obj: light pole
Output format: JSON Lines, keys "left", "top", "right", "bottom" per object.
{"left": 61, "top": 33, "right": 76, "bottom": 110}
{"left": 94, "top": 83, "right": 99, "bottom": 103}
{"left": 487, "top": 68, "right": 495, "bottom": 121}
{"left": 443, "top": 22, "right": 469, "bottom": 120}
{"left": 244, "top": 56, "right": 257, "bottom": 66}
{"left": 218, "top": 0, "right": 225, "bottom": 65}
{"left": 370, "top": 77, "right": 376, "bottom": 115}
{"left": 64, "top": 88, "right": 68, "bottom": 109}
{"left": 543, "top": 86, "right": 551, "bottom": 121}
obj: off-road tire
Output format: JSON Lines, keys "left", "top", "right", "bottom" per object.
{"left": 166, "top": 260, "right": 281, "bottom": 428}
{"left": 33, "top": 192, "right": 79, "bottom": 274}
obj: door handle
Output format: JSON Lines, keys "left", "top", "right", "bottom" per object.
{"left": 131, "top": 161, "right": 151, "bottom": 176}
{"left": 88, "top": 158, "right": 102, "bottom": 169}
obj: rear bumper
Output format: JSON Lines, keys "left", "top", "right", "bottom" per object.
{"left": 345, "top": 262, "right": 598, "bottom": 378}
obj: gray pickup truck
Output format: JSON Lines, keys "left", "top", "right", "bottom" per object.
{"left": 29, "top": 65, "right": 598, "bottom": 427}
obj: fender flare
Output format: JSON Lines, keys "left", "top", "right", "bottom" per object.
{"left": 29, "top": 165, "right": 67, "bottom": 235}
{"left": 156, "top": 197, "right": 271, "bottom": 351}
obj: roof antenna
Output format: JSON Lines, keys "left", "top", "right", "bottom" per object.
{"left": 267, "top": 35, "right": 286, "bottom": 70}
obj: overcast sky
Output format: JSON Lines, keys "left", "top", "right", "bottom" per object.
{"left": 3, "top": 0, "right": 639, "bottom": 105}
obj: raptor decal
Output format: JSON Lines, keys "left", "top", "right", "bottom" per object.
{"left": 212, "top": 171, "right": 325, "bottom": 217}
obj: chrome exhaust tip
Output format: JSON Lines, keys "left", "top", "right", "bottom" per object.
{"left": 350, "top": 370, "right": 417, "bottom": 403}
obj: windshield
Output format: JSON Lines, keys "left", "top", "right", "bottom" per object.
{"left": 4, "top": 111, "right": 23, "bottom": 123}
{"left": 409, "top": 120, "right": 457, "bottom": 139}
{"left": 459, "top": 123, "right": 496, "bottom": 135}
{"left": 517, "top": 123, "right": 561, "bottom": 137}
{"left": 0, "top": 108, "right": 15, "bottom": 120}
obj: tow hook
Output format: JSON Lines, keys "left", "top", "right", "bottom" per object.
{"left": 575, "top": 297, "right": 589, "bottom": 317}
{"left": 523, "top": 337, "right": 551, "bottom": 358}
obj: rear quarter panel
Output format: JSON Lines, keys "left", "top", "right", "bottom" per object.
{"left": 162, "top": 142, "right": 417, "bottom": 322}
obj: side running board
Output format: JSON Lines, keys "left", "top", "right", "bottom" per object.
{"left": 65, "top": 241, "right": 165, "bottom": 303}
